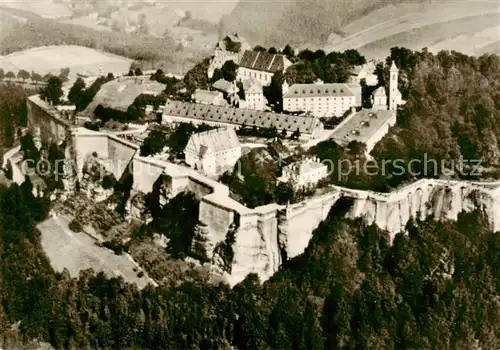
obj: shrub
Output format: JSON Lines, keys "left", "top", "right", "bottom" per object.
{"left": 69, "top": 219, "right": 83, "bottom": 233}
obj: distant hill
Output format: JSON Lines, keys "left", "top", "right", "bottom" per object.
{"left": 219, "top": 0, "right": 498, "bottom": 55}
{"left": 325, "top": 1, "right": 500, "bottom": 59}
{"left": 219, "top": 0, "right": 421, "bottom": 47}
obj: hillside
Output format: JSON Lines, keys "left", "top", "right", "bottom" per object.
{"left": 220, "top": 0, "right": 499, "bottom": 57}
{"left": 0, "top": 45, "right": 132, "bottom": 78}
{"left": 219, "top": 0, "right": 434, "bottom": 47}
{"left": 325, "top": 0, "right": 500, "bottom": 59}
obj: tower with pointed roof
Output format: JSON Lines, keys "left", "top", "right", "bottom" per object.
{"left": 389, "top": 61, "right": 402, "bottom": 111}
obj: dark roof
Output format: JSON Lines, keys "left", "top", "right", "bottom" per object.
{"left": 239, "top": 50, "right": 288, "bottom": 73}
{"left": 163, "top": 100, "right": 323, "bottom": 135}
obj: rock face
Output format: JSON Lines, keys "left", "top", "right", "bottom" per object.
{"left": 199, "top": 178, "right": 500, "bottom": 286}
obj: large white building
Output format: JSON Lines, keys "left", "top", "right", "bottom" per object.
{"left": 208, "top": 34, "right": 250, "bottom": 79}
{"left": 241, "top": 78, "right": 265, "bottom": 111}
{"left": 282, "top": 82, "right": 361, "bottom": 118}
{"left": 184, "top": 128, "right": 241, "bottom": 177}
{"left": 237, "top": 50, "right": 292, "bottom": 86}
{"left": 278, "top": 157, "right": 328, "bottom": 190}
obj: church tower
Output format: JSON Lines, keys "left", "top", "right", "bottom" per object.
{"left": 389, "top": 61, "right": 401, "bottom": 111}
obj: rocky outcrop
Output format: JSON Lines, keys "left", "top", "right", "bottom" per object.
{"left": 198, "top": 178, "right": 500, "bottom": 286}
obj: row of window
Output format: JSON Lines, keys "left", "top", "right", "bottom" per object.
{"left": 241, "top": 69, "right": 271, "bottom": 81}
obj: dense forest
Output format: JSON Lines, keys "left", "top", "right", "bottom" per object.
{"left": 0, "top": 12, "right": 176, "bottom": 62}
{"left": 0, "top": 180, "right": 499, "bottom": 348}
{"left": 372, "top": 49, "right": 500, "bottom": 183}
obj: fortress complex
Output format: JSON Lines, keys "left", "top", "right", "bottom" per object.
{"left": 27, "top": 92, "right": 500, "bottom": 287}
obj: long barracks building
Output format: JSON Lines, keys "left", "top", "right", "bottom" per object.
{"left": 162, "top": 100, "right": 324, "bottom": 140}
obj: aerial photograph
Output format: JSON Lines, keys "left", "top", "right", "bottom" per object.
{"left": 0, "top": 0, "right": 499, "bottom": 348}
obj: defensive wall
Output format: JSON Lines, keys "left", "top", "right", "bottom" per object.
{"left": 27, "top": 95, "right": 500, "bottom": 286}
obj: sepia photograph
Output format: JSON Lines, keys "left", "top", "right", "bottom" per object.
{"left": 0, "top": 0, "right": 499, "bottom": 348}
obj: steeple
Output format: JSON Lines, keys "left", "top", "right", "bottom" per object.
{"left": 390, "top": 60, "right": 398, "bottom": 72}
{"left": 388, "top": 60, "right": 401, "bottom": 111}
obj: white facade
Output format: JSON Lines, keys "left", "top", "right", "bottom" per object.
{"left": 238, "top": 67, "right": 274, "bottom": 87}
{"left": 184, "top": 128, "right": 242, "bottom": 177}
{"left": 279, "top": 157, "right": 328, "bottom": 190}
{"left": 283, "top": 83, "right": 359, "bottom": 118}
{"left": 242, "top": 79, "right": 265, "bottom": 110}
{"left": 371, "top": 87, "right": 388, "bottom": 111}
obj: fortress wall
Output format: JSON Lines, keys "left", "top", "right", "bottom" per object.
{"left": 199, "top": 197, "right": 235, "bottom": 249}
{"left": 279, "top": 191, "right": 342, "bottom": 258}
{"left": 186, "top": 176, "right": 216, "bottom": 199}
{"left": 132, "top": 157, "right": 166, "bottom": 194}
{"left": 107, "top": 135, "right": 139, "bottom": 180}
{"left": 27, "top": 97, "right": 72, "bottom": 147}
{"left": 74, "top": 134, "right": 109, "bottom": 178}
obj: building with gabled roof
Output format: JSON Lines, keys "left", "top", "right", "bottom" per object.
{"left": 237, "top": 50, "right": 292, "bottom": 86}
{"left": 162, "top": 100, "right": 324, "bottom": 140}
{"left": 349, "top": 62, "right": 378, "bottom": 86}
{"left": 208, "top": 34, "right": 250, "bottom": 79}
{"left": 241, "top": 78, "right": 265, "bottom": 111}
{"left": 371, "top": 86, "right": 387, "bottom": 110}
{"left": 184, "top": 128, "right": 242, "bottom": 176}
{"left": 282, "top": 82, "right": 361, "bottom": 118}
{"left": 212, "top": 79, "right": 239, "bottom": 95}
{"left": 278, "top": 156, "right": 328, "bottom": 190}
{"left": 192, "top": 89, "right": 227, "bottom": 106}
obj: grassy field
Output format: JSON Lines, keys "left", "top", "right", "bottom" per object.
{"left": 83, "top": 75, "right": 165, "bottom": 114}
{"left": 0, "top": 45, "right": 132, "bottom": 78}
{"left": 38, "top": 215, "right": 156, "bottom": 289}
{"left": 324, "top": 1, "right": 500, "bottom": 58}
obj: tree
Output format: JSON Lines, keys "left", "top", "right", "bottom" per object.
{"left": 128, "top": 69, "right": 134, "bottom": 76}
{"left": 264, "top": 71, "right": 284, "bottom": 111}
{"left": 40, "top": 76, "right": 63, "bottom": 105}
{"left": 290, "top": 128, "right": 300, "bottom": 140}
{"left": 282, "top": 44, "right": 294, "bottom": 59}
{"left": 221, "top": 60, "right": 238, "bottom": 82}
{"left": 273, "top": 181, "right": 295, "bottom": 204}
{"left": 5, "top": 71, "right": 15, "bottom": 80}
{"left": 268, "top": 47, "right": 278, "bottom": 54}
{"left": 107, "top": 72, "right": 114, "bottom": 80}
{"left": 135, "top": 67, "right": 143, "bottom": 76}
{"left": 17, "top": 69, "right": 30, "bottom": 83}
{"left": 253, "top": 45, "right": 266, "bottom": 52}
{"left": 140, "top": 130, "right": 168, "bottom": 156}
{"left": 67, "top": 77, "right": 86, "bottom": 105}
{"left": 0, "top": 68, "right": 4, "bottom": 80}
{"left": 31, "top": 72, "right": 43, "bottom": 85}
{"left": 4, "top": 160, "right": 13, "bottom": 180}
{"left": 58, "top": 67, "right": 70, "bottom": 82}
{"left": 43, "top": 73, "right": 53, "bottom": 82}
{"left": 211, "top": 68, "right": 223, "bottom": 82}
